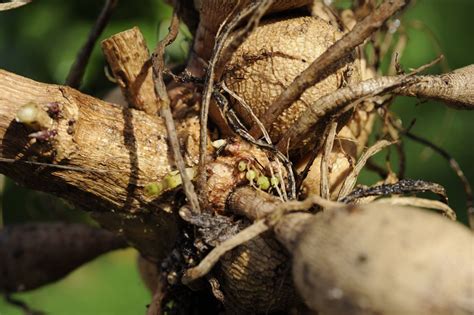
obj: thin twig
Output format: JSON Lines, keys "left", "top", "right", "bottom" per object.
{"left": 320, "top": 122, "right": 338, "bottom": 199}
{"left": 151, "top": 12, "right": 200, "bottom": 214}
{"left": 65, "top": 0, "right": 118, "bottom": 89}
{"left": 250, "top": 0, "right": 410, "bottom": 138}
{"left": 395, "top": 141, "right": 406, "bottom": 179}
{"left": 0, "top": 0, "right": 31, "bottom": 11}
{"left": 401, "top": 129, "right": 473, "bottom": 228}
{"left": 408, "top": 20, "right": 451, "bottom": 73}
{"left": 197, "top": 0, "right": 272, "bottom": 208}
{"left": 221, "top": 82, "right": 272, "bottom": 144}
{"left": 388, "top": 32, "right": 408, "bottom": 76}
{"left": 340, "top": 178, "right": 449, "bottom": 204}
{"left": 366, "top": 159, "right": 389, "bottom": 178}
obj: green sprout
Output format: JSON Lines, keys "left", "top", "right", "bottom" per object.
{"left": 164, "top": 172, "right": 182, "bottom": 189}
{"left": 270, "top": 176, "right": 279, "bottom": 187}
{"left": 144, "top": 182, "right": 163, "bottom": 197}
{"left": 238, "top": 161, "right": 247, "bottom": 172}
{"left": 257, "top": 176, "right": 270, "bottom": 190}
{"left": 246, "top": 169, "right": 257, "bottom": 183}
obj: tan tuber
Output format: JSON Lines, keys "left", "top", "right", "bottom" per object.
{"left": 223, "top": 13, "right": 365, "bottom": 198}
{"left": 276, "top": 203, "right": 474, "bottom": 315}
{"left": 223, "top": 15, "right": 359, "bottom": 142}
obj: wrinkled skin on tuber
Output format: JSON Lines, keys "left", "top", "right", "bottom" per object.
{"left": 223, "top": 15, "right": 359, "bottom": 141}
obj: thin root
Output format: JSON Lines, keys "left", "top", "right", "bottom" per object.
{"left": 152, "top": 11, "right": 201, "bottom": 215}
{"left": 338, "top": 139, "right": 394, "bottom": 199}
{"left": 373, "top": 196, "right": 456, "bottom": 221}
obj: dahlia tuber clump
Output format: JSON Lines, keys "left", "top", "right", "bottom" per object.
{"left": 0, "top": 0, "right": 473, "bottom": 314}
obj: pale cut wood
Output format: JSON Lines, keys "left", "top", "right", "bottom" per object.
{"left": 101, "top": 27, "right": 156, "bottom": 115}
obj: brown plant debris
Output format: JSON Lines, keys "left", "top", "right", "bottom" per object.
{"left": 340, "top": 178, "right": 449, "bottom": 204}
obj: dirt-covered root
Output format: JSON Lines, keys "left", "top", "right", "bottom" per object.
{"left": 280, "top": 204, "right": 474, "bottom": 315}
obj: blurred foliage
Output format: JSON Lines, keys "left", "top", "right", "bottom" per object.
{"left": 0, "top": 0, "right": 473, "bottom": 314}
{"left": 0, "top": 249, "right": 150, "bottom": 315}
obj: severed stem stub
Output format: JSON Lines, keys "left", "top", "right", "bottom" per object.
{"left": 101, "top": 27, "right": 156, "bottom": 115}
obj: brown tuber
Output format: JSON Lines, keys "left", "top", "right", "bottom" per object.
{"left": 223, "top": 15, "right": 359, "bottom": 142}
{"left": 222, "top": 13, "right": 365, "bottom": 198}
{"left": 190, "top": 0, "right": 314, "bottom": 68}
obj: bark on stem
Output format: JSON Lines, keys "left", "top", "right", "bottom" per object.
{"left": 0, "top": 69, "right": 201, "bottom": 260}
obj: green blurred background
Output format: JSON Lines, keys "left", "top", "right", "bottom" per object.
{"left": 0, "top": 0, "right": 473, "bottom": 314}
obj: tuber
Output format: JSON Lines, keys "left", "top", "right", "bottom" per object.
{"left": 223, "top": 15, "right": 359, "bottom": 142}
{"left": 275, "top": 203, "right": 474, "bottom": 315}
